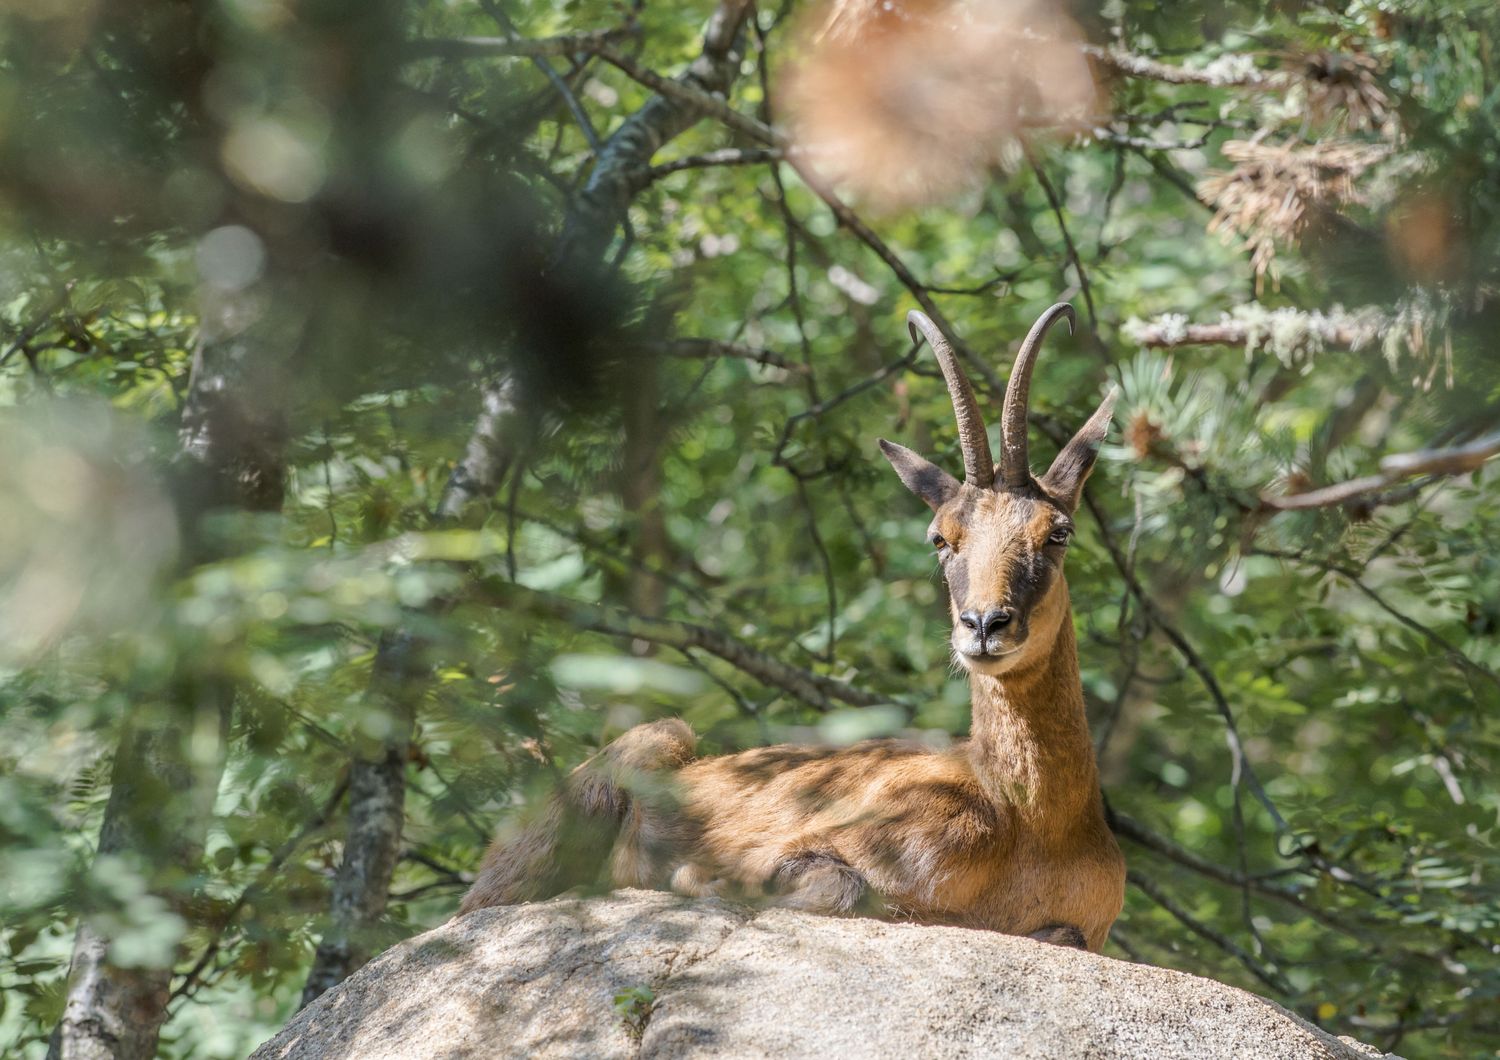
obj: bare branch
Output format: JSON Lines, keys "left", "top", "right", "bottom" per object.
{"left": 476, "top": 0, "right": 603, "bottom": 155}
{"left": 654, "top": 337, "right": 808, "bottom": 372}
{"left": 645, "top": 147, "right": 785, "bottom": 182}
{"left": 1078, "top": 489, "right": 1288, "bottom": 835}
{"left": 1250, "top": 546, "right": 1500, "bottom": 696}
{"left": 771, "top": 345, "right": 922, "bottom": 469}
{"left": 404, "top": 28, "right": 631, "bottom": 61}
{"left": 1127, "top": 869, "right": 1293, "bottom": 995}
{"left": 1112, "top": 812, "right": 1367, "bottom": 937}
{"left": 786, "top": 160, "right": 1005, "bottom": 392}
{"left": 413, "top": 32, "right": 779, "bottom": 149}
{"left": 596, "top": 42, "right": 780, "bottom": 147}
{"left": 1260, "top": 429, "right": 1500, "bottom": 512}
{"left": 1028, "top": 153, "right": 1097, "bottom": 333}
{"left": 476, "top": 581, "right": 898, "bottom": 713}
{"left": 555, "top": 1, "right": 759, "bottom": 265}
{"left": 170, "top": 775, "right": 349, "bottom": 1007}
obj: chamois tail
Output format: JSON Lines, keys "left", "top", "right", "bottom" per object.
{"left": 458, "top": 718, "right": 698, "bottom": 915}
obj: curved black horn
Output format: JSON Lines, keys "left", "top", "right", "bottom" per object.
{"left": 907, "top": 310, "right": 993, "bottom": 485}
{"left": 999, "top": 302, "right": 1075, "bottom": 489}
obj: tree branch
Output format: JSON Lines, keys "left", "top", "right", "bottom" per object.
{"left": 786, "top": 161, "right": 1005, "bottom": 392}
{"left": 555, "top": 1, "right": 759, "bottom": 265}
{"left": 652, "top": 337, "right": 807, "bottom": 372}
{"left": 476, "top": 581, "right": 897, "bottom": 713}
{"left": 1112, "top": 811, "right": 1369, "bottom": 938}
{"left": 404, "top": 28, "right": 632, "bottom": 62}
{"left": 1250, "top": 546, "right": 1500, "bottom": 696}
{"left": 1084, "top": 44, "right": 1284, "bottom": 88}
{"left": 1079, "top": 490, "right": 1289, "bottom": 836}
{"left": 1260, "top": 429, "right": 1500, "bottom": 512}
{"left": 1127, "top": 869, "right": 1293, "bottom": 995}
{"left": 170, "top": 775, "right": 349, "bottom": 1007}
{"left": 1123, "top": 313, "right": 1385, "bottom": 351}
{"left": 644, "top": 147, "right": 786, "bottom": 183}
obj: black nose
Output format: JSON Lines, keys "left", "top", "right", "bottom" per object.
{"left": 959, "top": 608, "right": 1013, "bottom": 637}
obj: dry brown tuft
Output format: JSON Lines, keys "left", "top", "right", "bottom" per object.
{"left": 782, "top": 0, "right": 1096, "bottom": 211}
{"left": 1292, "top": 48, "right": 1394, "bottom": 137}
{"left": 1386, "top": 188, "right": 1466, "bottom": 286}
{"left": 1124, "top": 410, "right": 1165, "bottom": 461}
{"left": 1197, "top": 139, "right": 1390, "bottom": 284}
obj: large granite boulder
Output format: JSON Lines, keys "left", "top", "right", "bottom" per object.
{"left": 252, "top": 889, "right": 1393, "bottom": 1059}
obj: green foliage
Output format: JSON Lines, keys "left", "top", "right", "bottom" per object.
{"left": 613, "top": 984, "right": 656, "bottom": 1041}
{"left": 1, "top": 1, "right": 1499, "bottom": 1058}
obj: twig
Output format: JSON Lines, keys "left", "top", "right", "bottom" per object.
{"left": 1111, "top": 812, "right": 1372, "bottom": 939}
{"left": 1081, "top": 490, "right": 1288, "bottom": 834}
{"left": 651, "top": 337, "right": 806, "bottom": 372}
{"left": 644, "top": 147, "right": 785, "bottom": 182}
{"left": 770, "top": 344, "right": 922, "bottom": 469}
{"left": 1127, "top": 147, "right": 1217, "bottom": 213}
{"left": 476, "top": 0, "right": 604, "bottom": 155}
{"left": 169, "top": 776, "right": 350, "bottom": 1006}
{"left": 401, "top": 848, "right": 475, "bottom": 880}
{"left": 1128, "top": 869, "right": 1293, "bottom": 995}
{"left": 474, "top": 580, "right": 899, "bottom": 713}
{"left": 405, "top": 28, "right": 632, "bottom": 62}
{"left": 786, "top": 160, "right": 1005, "bottom": 392}
{"left": 922, "top": 269, "right": 1017, "bottom": 297}
{"left": 0, "top": 283, "right": 75, "bottom": 370}
{"left": 794, "top": 476, "right": 838, "bottom": 665}
{"left": 1251, "top": 547, "right": 1500, "bottom": 696}
{"left": 1028, "top": 153, "right": 1098, "bottom": 335}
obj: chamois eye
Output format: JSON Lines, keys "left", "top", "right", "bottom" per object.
{"left": 930, "top": 533, "right": 949, "bottom": 552}
{"left": 1048, "top": 526, "right": 1073, "bottom": 545}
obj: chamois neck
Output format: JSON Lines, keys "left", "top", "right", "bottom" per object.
{"left": 966, "top": 586, "right": 1100, "bottom": 826}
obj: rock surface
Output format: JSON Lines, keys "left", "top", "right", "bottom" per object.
{"left": 252, "top": 889, "right": 1393, "bottom": 1060}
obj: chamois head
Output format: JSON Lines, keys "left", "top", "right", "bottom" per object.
{"left": 879, "top": 305, "right": 1114, "bottom": 676}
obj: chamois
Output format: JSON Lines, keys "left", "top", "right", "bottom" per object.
{"left": 461, "top": 304, "right": 1126, "bottom": 950}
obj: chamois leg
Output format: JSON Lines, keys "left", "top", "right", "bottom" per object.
{"left": 1026, "top": 923, "right": 1087, "bottom": 948}
{"left": 772, "top": 851, "right": 874, "bottom": 915}
{"left": 460, "top": 719, "right": 697, "bottom": 914}
{"left": 667, "top": 861, "right": 723, "bottom": 898}
{"left": 604, "top": 719, "right": 701, "bottom": 889}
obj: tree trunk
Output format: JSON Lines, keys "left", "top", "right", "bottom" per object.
{"left": 298, "top": 632, "right": 420, "bottom": 1005}
{"left": 50, "top": 312, "right": 289, "bottom": 1060}
{"left": 297, "top": 0, "right": 757, "bottom": 1003}
{"left": 50, "top": 690, "right": 230, "bottom": 1060}
{"left": 300, "top": 381, "right": 519, "bottom": 1007}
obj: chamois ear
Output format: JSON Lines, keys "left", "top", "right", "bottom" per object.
{"left": 879, "top": 439, "right": 961, "bottom": 512}
{"left": 1037, "top": 387, "right": 1116, "bottom": 513}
